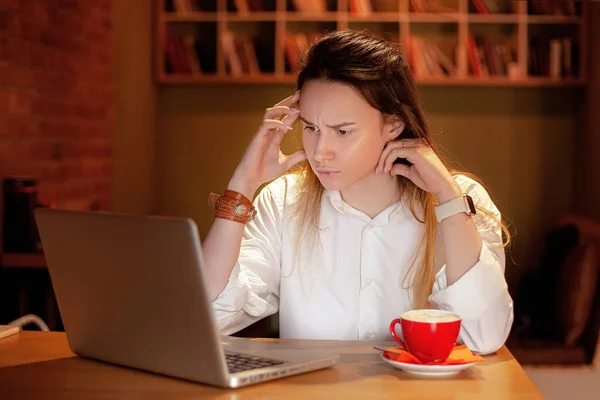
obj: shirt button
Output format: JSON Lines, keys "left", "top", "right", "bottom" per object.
{"left": 365, "top": 332, "right": 373, "bottom": 339}
{"left": 364, "top": 279, "right": 372, "bottom": 286}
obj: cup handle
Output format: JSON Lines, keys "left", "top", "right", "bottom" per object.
{"left": 389, "top": 319, "right": 406, "bottom": 349}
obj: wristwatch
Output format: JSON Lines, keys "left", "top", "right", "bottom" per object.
{"left": 208, "top": 190, "right": 257, "bottom": 224}
{"left": 434, "top": 194, "right": 476, "bottom": 223}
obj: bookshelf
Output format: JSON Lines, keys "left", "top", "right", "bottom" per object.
{"left": 156, "top": 0, "right": 589, "bottom": 87}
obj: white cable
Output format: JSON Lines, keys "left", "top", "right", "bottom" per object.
{"left": 8, "top": 314, "right": 50, "bottom": 332}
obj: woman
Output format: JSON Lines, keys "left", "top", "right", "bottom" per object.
{"left": 202, "top": 30, "right": 513, "bottom": 354}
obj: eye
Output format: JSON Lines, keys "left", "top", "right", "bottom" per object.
{"left": 303, "top": 125, "right": 319, "bottom": 133}
{"left": 337, "top": 129, "right": 352, "bottom": 136}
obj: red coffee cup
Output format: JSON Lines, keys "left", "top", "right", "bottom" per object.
{"left": 389, "top": 309, "right": 461, "bottom": 363}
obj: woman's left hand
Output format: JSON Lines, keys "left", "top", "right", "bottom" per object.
{"left": 375, "top": 139, "right": 462, "bottom": 204}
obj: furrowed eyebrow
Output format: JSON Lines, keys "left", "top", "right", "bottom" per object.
{"left": 299, "top": 116, "right": 356, "bottom": 129}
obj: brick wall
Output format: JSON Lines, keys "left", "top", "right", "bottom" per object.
{"left": 0, "top": 0, "right": 113, "bottom": 210}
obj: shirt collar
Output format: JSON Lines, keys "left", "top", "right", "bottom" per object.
{"left": 323, "top": 189, "right": 408, "bottom": 226}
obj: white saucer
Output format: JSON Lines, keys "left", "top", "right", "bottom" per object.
{"left": 380, "top": 353, "right": 476, "bottom": 377}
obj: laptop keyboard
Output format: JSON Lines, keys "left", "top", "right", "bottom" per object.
{"left": 225, "top": 352, "right": 285, "bottom": 373}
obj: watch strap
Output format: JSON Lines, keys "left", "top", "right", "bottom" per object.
{"left": 434, "top": 194, "right": 476, "bottom": 223}
{"left": 208, "top": 190, "right": 256, "bottom": 224}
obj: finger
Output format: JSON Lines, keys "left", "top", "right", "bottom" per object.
{"left": 396, "top": 138, "right": 422, "bottom": 147}
{"left": 272, "top": 117, "right": 300, "bottom": 148}
{"left": 261, "top": 119, "right": 293, "bottom": 132}
{"left": 264, "top": 105, "right": 300, "bottom": 121}
{"left": 390, "top": 163, "right": 411, "bottom": 178}
{"left": 256, "top": 119, "right": 292, "bottom": 142}
{"left": 381, "top": 147, "right": 415, "bottom": 174}
{"left": 281, "top": 109, "right": 300, "bottom": 128}
{"left": 285, "top": 149, "right": 307, "bottom": 169}
{"left": 274, "top": 91, "right": 300, "bottom": 107}
{"left": 376, "top": 140, "right": 422, "bottom": 173}
{"left": 269, "top": 128, "right": 284, "bottom": 149}
{"left": 376, "top": 141, "right": 406, "bottom": 174}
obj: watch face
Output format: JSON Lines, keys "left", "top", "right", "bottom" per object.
{"left": 464, "top": 195, "right": 476, "bottom": 215}
{"left": 234, "top": 204, "right": 248, "bottom": 216}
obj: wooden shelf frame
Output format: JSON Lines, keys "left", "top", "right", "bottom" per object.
{"left": 156, "top": 0, "right": 589, "bottom": 87}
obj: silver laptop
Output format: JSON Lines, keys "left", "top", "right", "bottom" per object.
{"left": 34, "top": 208, "right": 339, "bottom": 388}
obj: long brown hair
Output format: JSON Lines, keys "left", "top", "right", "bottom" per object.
{"left": 289, "top": 30, "right": 510, "bottom": 309}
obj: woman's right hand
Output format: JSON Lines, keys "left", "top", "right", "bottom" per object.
{"left": 228, "top": 91, "right": 307, "bottom": 198}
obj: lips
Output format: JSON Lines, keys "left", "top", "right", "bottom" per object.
{"left": 316, "top": 169, "right": 340, "bottom": 177}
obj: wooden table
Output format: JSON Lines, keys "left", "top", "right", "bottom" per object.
{"left": 0, "top": 331, "right": 543, "bottom": 399}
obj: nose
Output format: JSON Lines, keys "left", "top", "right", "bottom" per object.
{"left": 314, "top": 134, "right": 335, "bottom": 162}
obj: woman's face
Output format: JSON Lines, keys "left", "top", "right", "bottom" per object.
{"left": 299, "top": 80, "right": 397, "bottom": 191}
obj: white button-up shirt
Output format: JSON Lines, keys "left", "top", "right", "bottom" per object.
{"left": 212, "top": 174, "right": 514, "bottom": 354}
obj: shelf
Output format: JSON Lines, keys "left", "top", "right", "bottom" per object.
{"left": 468, "top": 14, "right": 519, "bottom": 24}
{"left": 347, "top": 12, "right": 401, "bottom": 22}
{"left": 159, "top": 73, "right": 586, "bottom": 87}
{"left": 160, "top": 13, "right": 583, "bottom": 25}
{"left": 157, "top": 0, "right": 589, "bottom": 88}
{"left": 226, "top": 12, "right": 279, "bottom": 22}
{"left": 162, "top": 12, "right": 288, "bottom": 22}
{"left": 455, "top": 77, "right": 586, "bottom": 87}
{"left": 159, "top": 73, "right": 285, "bottom": 84}
{"left": 285, "top": 12, "right": 338, "bottom": 22}
{"left": 407, "top": 12, "right": 459, "bottom": 23}
{"left": 162, "top": 12, "right": 218, "bottom": 22}
{"left": 527, "top": 15, "right": 582, "bottom": 24}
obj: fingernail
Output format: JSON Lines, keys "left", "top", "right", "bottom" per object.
{"left": 290, "top": 108, "right": 300, "bottom": 113}
{"left": 284, "top": 124, "right": 292, "bottom": 130}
